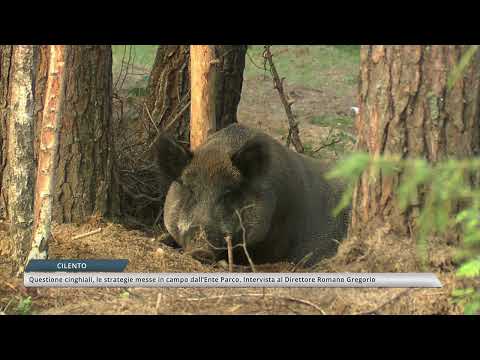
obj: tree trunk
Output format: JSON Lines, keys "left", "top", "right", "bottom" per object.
{"left": 145, "top": 45, "right": 191, "bottom": 144}
{"left": 0, "top": 46, "right": 14, "bottom": 222}
{"left": 53, "top": 45, "right": 115, "bottom": 223}
{"left": 4, "top": 46, "right": 35, "bottom": 270}
{"left": 29, "top": 46, "right": 66, "bottom": 261}
{"left": 145, "top": 45, "right": 247, "bottom": 146}
{"left": 214, "top": 45, "right": 247, "bottom": 129}
{"left": 0, "top": 45, "right": 116, "bottom": 233}
{"left": 351, "top": 45, "right": 480, "bottom": 241}
{"left": 1, "top": 45, "right": 50, "bottom": 222}
{"left": 190, "top": 45, "right": 218, "bottom": 150}
{"left": 33, "top": 45, "right": 50, "bottom": 167}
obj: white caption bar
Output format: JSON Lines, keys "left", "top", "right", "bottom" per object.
{"left": 24, "top": 272, "right": 442, "bottom": 288}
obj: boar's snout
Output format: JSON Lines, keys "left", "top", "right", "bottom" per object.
{"left": 180, "top": 226, "right": 226, "bottom": 263}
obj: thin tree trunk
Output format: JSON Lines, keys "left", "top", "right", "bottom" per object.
{"left": 29, "top": 45, "right": 66, "bottom": 261}
{"left": 145, "top": 45, "right": 247, "bottom": 146}
{"left": 5, "top": 46, "right": 35, "bottom": 270}
{"left": 351, "top": 45, "right": 480, "bottom": 241}
{"left": 190, "top": 45, "right": 218, "bottom": 150}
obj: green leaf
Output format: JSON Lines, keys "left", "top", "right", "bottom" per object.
{"left": 326, "top": 153, "right": 370, "bottom": 180}
{"left": 332, "top": 181, "right": 355, "bottom": 216}
{"left": 464, "top": 300, "right": 480, "bottom": 315}
{"left": 456, "top": 258, "right": 480, "bottom": 278}
{"left": 452, "top": 287, "right": 475, "bottom": 298}
{"left": 16, "top": 296, "right": 32, "bottom": 315}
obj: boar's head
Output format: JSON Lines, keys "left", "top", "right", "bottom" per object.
{"left": 154, "top": 135, "right": 275, "bottom": 264}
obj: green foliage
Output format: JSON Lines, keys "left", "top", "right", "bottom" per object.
{"left": 16, "top": 296, "right": 32, "bottom": 315}
{"left": 327, "top": 154, "right": 480, "bottom": 314}
{"left": 451, "top": 286, "right": 480, "bottom": 315}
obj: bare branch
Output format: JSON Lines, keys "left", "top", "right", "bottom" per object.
{"left": 234, "top": 209, "right": 257, "bottom": 273}
{"left": 263, "top": 45, "right": 304, "bottom": 153}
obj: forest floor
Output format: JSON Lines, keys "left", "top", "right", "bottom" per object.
{"left": 0, "top": 219, "right": 463, "bottom": 315}
{"left": 0, "top": 46, "right": 468, "bottom": 315}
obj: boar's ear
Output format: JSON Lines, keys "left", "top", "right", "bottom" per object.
{"left": 153, "top": 135, "right": 192, "bottom": 179}
{"left": 231, "top": 136, "right": 270, "bottom": 180}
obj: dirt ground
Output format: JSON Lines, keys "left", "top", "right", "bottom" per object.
{"left": 238, "top": 69, "right": 357, "bottom": 160}
{"left": 0, "top": 46, "right": 469, "bottom": 315}
{"left": 0, "top": 219, "right": 463, "bottom": 315}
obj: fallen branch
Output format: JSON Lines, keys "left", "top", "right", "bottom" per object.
{"left": 186, "top": 293, "right": 326, "bottom": 314}
{"left": 71, "top": 228, "right": 102, "bottom": 241}
{"left": 353, "top": 289, "right": 414, "bottom": 315}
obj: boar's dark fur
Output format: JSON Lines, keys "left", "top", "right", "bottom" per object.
{"left": 154, "top": 124, "right": 350, "bottom": 266}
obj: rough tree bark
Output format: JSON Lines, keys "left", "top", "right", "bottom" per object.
{"left": 0, "top": 46, "right": 14, "bottom": 222}
{"left": 214, "top": 45, "right": 247, "bottom": 129}
{"left": 29, "top": 45, "right": 66, "bottom": 261}
{"left": 145, "top": 45, "right": 247, "bottom": 146}
{"left": 351, "top": 45, "right": 480, "bottom": 241}
{"left": 54, "top": 45, "right": 115, "bottom": 223}
{"left": 1, "top": 45, "right": 116, "bottom": 226}
{"left": 1, "top": 45, "right": 49, "bottom": 222}
{"left": 4, "top": 46, "right": 35, "bottom": 269}
{"left": 190, "top": 45, "right": 218, "bottom": 150}
{"left": 145, "top": 45, "right": 191, "bottom": 144}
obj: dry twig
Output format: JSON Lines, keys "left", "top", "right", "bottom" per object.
{"left": 353, "top": 289, "right": 415, "bottom": 315}
{"left": 71, "top": 228, "right": 102, "bottom": 241}
{"left": 185, "top": 293, "right": 326, "bottom": 314}
{"left": 263, "top": 45, "right": 304, "bottom": 153}
{"left": 225, "top": 235, "right": 234, "bottom": 273}
{"left": 235, "top": 208, "right": 257, "bottom": 273}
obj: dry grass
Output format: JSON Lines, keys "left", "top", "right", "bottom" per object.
{"left": 0, "top": 219, "right": 466, "bottom": 315}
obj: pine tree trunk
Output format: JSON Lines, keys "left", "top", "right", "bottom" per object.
{"left": 53, "top": 45, "right": 115, "bottom": 223}
{"left": 0, "top": 46, "right": 14, "bottom": 222}
{"left": 214, "top": 45, "right": 247, "bottom": 129}
{"left": 33, "top": 45, "right": 50, "bottom": 167}
{"left": 1, "top": 45, "right": 116, "bottom": 232}
{"left": 190, "top": 45, "right": 218, "bottom": 150}
{"left": 4, "top": 46, "right": 35, "bottom": 269}
{"left": 145, "top": 45, "right": 191, "bottom": 143}
{"left": 351, "top": 45, "right": 480, "bottom": 240}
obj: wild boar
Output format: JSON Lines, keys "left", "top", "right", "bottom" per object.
{"left": 154, "top": 124, "right": 349, "bottom": 266}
